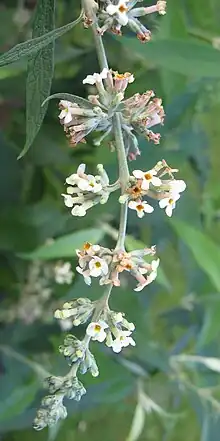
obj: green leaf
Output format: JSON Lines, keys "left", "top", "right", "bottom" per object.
{"left": 18, "top": 228, "right": 104, "bottom": 260}
{"left": 0, "top": 382, "right": 38, "bottom": 423}
{"left": 0, "top": 13, "right": 82, "bottom": 68}
{"left": 126, "top": 403, "right": 145, "bottom": 441}
{"left": 42, "top": 93, "right": 95, "bottom": 109}
{"left": 171, "top": 219, "right": 220, "bottom": 291}
{"left": 125, "top": 235, "right": 171, "bottom": 291}
{"left": 18, "top": 0, "right": 55, "bottom": 159}
{"left": 121, "top": 38, "right": 220, "bottom": 78}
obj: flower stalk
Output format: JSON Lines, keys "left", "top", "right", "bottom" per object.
{"left": 33, "top": 0, "right": 188, "bottom": 430}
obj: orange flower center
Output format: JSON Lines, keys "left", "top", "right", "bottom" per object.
{"left": 118, "top": 4, "right": 128, "bottom": 13}
{"left": 136, "top": 204, "right": 144, "bottom": 211}
{"left": 144, "top": 173, "right": 152, "bottom": 181}
{"left": 125, "top": 264, "right": 132, "bottom": 270}
{"left": 84, "top": 242, "right": 91, "bottom": 250}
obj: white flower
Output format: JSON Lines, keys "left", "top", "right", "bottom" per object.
{"left": 128, "top": 200, "right": 154, "bottom": 218}
{"left": 86, "top": 321, "right": 108, "bottom": 342}
{"left": 151, "top": 258, "right": 160, "bottom": 272}
{"left": 62, "top": 194, "right": 74, "bottom": 208}
{"left": 133, "top": 169, "right": 161, "bottom": 190}
{"left": 54, "top": 262, "right": 73, "bottom": 284}
{"left": 159, "top": 192, "right": 180, "bottom": 217}
{"left": 111, "top": 331, "right": 136, "bottom": 353}
{"left": 106, "top": 0, "right": 129, "bottom": 26}
{"left": 169, "top": 179, "right": 186, "bottom": 193}
{"left": 157, "top": 1, "right": 167, "bottom": 15}
{"left": 89, "top": 257, "right": 109, "bottom": 277}
{"left": 71, "top": 205, "right": 87, "bottom": 216}
{"left": 59, "top": 319, "right": 73, "bottom": 331}
{"left": 76, "top": 266, "right": 91, "bottom": 285}
{"left": 83, "top": 68, "right": 109, "bottom": 85}
{"left": 77, "top": 175, "right": 103, "bottom": 193}
{"left": 58, "top": 100, "right": 73, "bottom": 124}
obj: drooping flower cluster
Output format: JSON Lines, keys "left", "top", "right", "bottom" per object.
{"left": 58, "top": 98, "right": 110, "bottom": 146}
{"left": 62, "top": 163, "right": 111, "bottom": 216}
{"left": 33, "top": 375, "right": 86, "bottom": 430}
{"left": 76, "top": 241, "right": 159, "bottom": 291}
{"left": 119, "top": 160, "right": 186, "bottom": 218}
{"left": 90, "top": 0, "right": 166, "bottom": 42}
{"left": 57, "top": 68, "right": 164, "bottom": 158}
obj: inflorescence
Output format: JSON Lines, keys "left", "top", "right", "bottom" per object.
{"left": 33, "top": 0, "right": 187, "bottom": 431}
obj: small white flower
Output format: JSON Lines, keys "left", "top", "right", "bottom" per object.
{"left": 59, "top": 319, "right": 73, "bottom": 331}
{"left": 111, "top": 331, "right": 136, "bottom": 353}
{"left": 77, "top": 175, "right": 103, "bottom": 193}
{"left": 159, "top": 192, "right": 180, "bottom": 217}
{"left": 151, "top": 258, "right": 160, "bottom": 272}
{"left": 106, "top": 0, "right": 129, "bottom": 26}
{"left": 133, "top": 169, "right": 161, "bottom": 190}
{"left": 86, "top": 321, "right": 108, "bottom": 342}
{"left": 76, "top": 266, "right": 91, "bottom": 285}
{"left": 71, "top": 205, "right": 87, "bottom": 216}
{"left": 54, "top": 262, "right": 73, "bottom": 284}
{"left": 62, "top": 194, "right": 74, "bottom": 208}
{"left": 169, "top": 179, "right": 186, "bottom": 193}
{"left": 83, "top": 68, "right": 109, "bottom": 85}
{"left": 58, "top": 100, "right": 73, "bottom": 124}
{"left": 157, "top": 0, "right": 167, "bottom": 15}
{"left": 128, "top": 200, "right": 154, "bottom": 218}
{"left": 89, "top": 257, "right": 109, "bottom": 277}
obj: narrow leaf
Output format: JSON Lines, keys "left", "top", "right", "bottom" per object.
{"left": 19, "top": 0, "right": 55, "bottom": 158}
{"left": 172, "top": 355, "right": 220, "bottom": 374}
{"left": 0, "top": 382, "right": 38, "bottom": 423}
{"left": 171, "top": 219, "right": 220, "bottom": 291}
{"left": 18, "top": 228, "right": 104, "bottom": 260}
{"left": 0, "top": 13, "right": 82, "bottom": 67}
{"left": 126, "top": 403, "right": 145, "bottom": 441}
{"left": 121, "top": 37, "right": 220, "bottom": 78}
{"left": 42, "top": 93, "right": 95, "bottom": 109}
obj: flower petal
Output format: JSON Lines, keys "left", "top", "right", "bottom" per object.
{"left": 159, "top": 198, "right": 169, "bottom": 209}
{"left": 132, "top": 170, "right": 144, "bottom": 179}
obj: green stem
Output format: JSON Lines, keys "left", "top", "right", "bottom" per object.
{"left": 92, "top": 27, "right": 109, "bottom": 70}
{"left": 91, "top": 27, "right": 130, "bottom": 251}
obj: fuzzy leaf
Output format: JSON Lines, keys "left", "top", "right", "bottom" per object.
{"left": 42, "top": 93, "right": 95, "bottom": 109}
{"left": 122, "top": 38, "right": 220, "bottom": 78}
{"left": 126, "top": 403, "right": 145, "bottom": 441}
{"left": 0, "top": 13, "right": 82, "bottom": 67}
{"left": 18, "top": 228, "right": 104, "bottom": 260}
{"left": 18, "top": 0, "right": 55, "bottom": 159}
{"left": 171, "top": 219, "right": 220, "bottom": 291}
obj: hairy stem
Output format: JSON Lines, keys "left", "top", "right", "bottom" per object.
{"left": 91, "top": 27, "right": 130, "bottom": 251}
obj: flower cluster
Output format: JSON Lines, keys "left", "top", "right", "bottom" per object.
{"left": 93, "top": 0, "right": 166, "bottom": 41}
{"left": 58, "top": 98, "right": 110, "bottom": 146}
{"left": 54, "top": 298, "right": 94, "bottom": 326}
{"left": 57, "top": 69, "right": 163, "bottom": 158}
{"left": 54, "top": 261, "right": 74, "bottom": 284}
{"left": 87, "top": 309, "right": 135, "bottom": 353}
{"left": 76, "top": 241, "right": 159, "bottom": 291}
{"left": 33, "top": 375, "right": 86, "bottom": 430}
{"left": 62, "top": 163, "right": 110, "bottom": 216}
{"left": 119, "top": 160, "right": 186, "bottom": 218}
{"left": 122, "top": 90, "right": 165, "bottom": 152}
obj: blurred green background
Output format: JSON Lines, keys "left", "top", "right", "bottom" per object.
{"left": 1, "top": 0, "right": 220, "bottom": 440}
